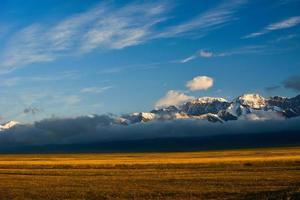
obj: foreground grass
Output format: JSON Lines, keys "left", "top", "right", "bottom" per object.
{"left": 0, "top": 147, "right": 299, "bottom": 199}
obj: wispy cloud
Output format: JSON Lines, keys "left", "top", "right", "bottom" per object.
{"left": 243, "top": 16, "right": 300, "bottom": 39}
{"left": 180, "top": 55, "right": 198, "bottom": 63}
{"left": 0, "top": 89, "right": 84, "bottom": 122}
{"left": 97, "top": 61, "right": 167, "bottom": 75}
{"left": 180, "top": 49, "right": 214, "bottom": 63}
{"left": 80, "top": 86, "right": 112, "bottom": 94}
{"left": 0, "top": 1, "right": 246, "bottom": 73}
{"left": 199, "top": 50, "right": 214, "bottom": 58}
{"left": 23, "top": 106, "right": 41, "bottom": 115}
{"left": 0, "top": 2, "right": 168, "bottom": 73}
{"left": 157, "top": 0, "right": 246, "bottom": 38}
{"left": 1, "top": 2, "right": 174, "bottom": 74}
{"left": 271, "top": 34, "right": 298, "bottom": 43}
{"left": 216, "top": 45, "right": 271, "bottom": 56}
{"left": 0, "top": 71, "right": 80, "bottom": 87}
{"left": 180, "top": 44, "right": 293, "bottom": 63}
{"left": 62, "top": 95, "right": 81, "bottom": 105}
{"left": 277, "top": 0, "right": 300, "bottom": 5}
{"left": 78, "top": 2, "right": 169, "bottom": 52}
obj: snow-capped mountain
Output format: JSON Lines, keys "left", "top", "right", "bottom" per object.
{"left": 225, "top": 94, "right": 269, "bottom": 119}
{"left": 0, "top": 121, "right": 20, "bottom": 131}
{"left": 181, "top": 97, "right": 229, "bottom": 116}
{"left": 119, "top": 112, "right": 156, "bottom": 124}
{"left": 2, "top": 94, "right": 300, "bottom": 130}
{"left": 120, "top": 93, "right": 300, "bottom": 124}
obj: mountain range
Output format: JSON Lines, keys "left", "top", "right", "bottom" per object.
{"left": 1, "top": 93, "right": 300, "bottom": 131}
{"left": 119, "top": 93, "right": 300, "bottom": 124}
{"left": 1, "top": 93, "right": 300, "bottom": 152}
{"left": 0, "top": 121, "right": 20, "bottom": 131}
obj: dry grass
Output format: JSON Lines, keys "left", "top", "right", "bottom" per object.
{"left": 0, "top": 147, "right": 299, "bottom": 199}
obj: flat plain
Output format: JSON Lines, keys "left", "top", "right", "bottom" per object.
{"left": 0, "top": 147, "right": 299, "bottom": 200}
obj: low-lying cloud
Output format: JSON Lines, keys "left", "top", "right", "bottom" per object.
{"left": 155, "top": 90, "right": 194, "bottom": 108}
{"left": 155, "top": 75, "right": 214, "bottom": 108}
{"left": 1, "top": 115, "right": 300, "bottom": 148}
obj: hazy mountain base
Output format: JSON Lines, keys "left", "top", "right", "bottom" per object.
{"left": 0, "top": 130, "right": 299, "bottom": 153}
{"left": 2, "top": 116, "right": 300, "bottom": 153}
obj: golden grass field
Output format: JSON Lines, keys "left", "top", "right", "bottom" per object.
{"left": 0, "top": 147, "right": 299, "bottom": 200}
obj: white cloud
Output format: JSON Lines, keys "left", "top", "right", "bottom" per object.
{"left": 0, "top": 71, "right": 80, "bottom": 87}
{"left": 157, "top": 0, "right": 246, "bottom": 38}
{"left": 272, "top": 34, "right": 297, "bottom": 43}
{"left": 79, "top": 2, "right": 168, "bottom": 52}
{"left": 1, "top": 77, "right": 21, "bottom": 87}
{"left": 0, "top": 89, "right": 87, "bottom": 123}
{"left": 155, "top": 90, "right": 194, "bottom": 108}
{"left": 180, "top": 55, "right": 197, "bottom": 63}
{"left": 80, "top": 86, "right": 112, "bottom": 94}
{"left": 180, "top": 44, "right": 290, "bottom": 63}
{"left": 217, "top": 45, "right": 269, "bottom": 56}
{"left": 267, "top": 16, "right": 300, "bottom": 30}
{"left": 154, "top": 76, "right": 215, "bottom": 108}
{"left": 180, "top": 49, "right": 213, "bottom": 63}
{"left": 0, "top": 2, "right": 168, "bottom": 73}
{"left": 243, "top": 16, "right": 300, "bottom": 38}
{"left": 199, "top": 50, "right": 213, "bottom": 58}
{"left": 0, "top": 1, "right": 247, "bottom": 73}
{"left": 186, "top": 76, "right": 214, "bottom": 91}
{"left": 63, "top": 95, "right": 81, "bottom": 105}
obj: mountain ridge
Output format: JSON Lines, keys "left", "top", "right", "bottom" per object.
{"left": 0, "top": 121, "right": 20, "bottom": 131}
{"left": 121, "top": 93, "right": 300, "bottom": 124}
{"left": 2, "top": 93, "right": 300, "bottom": 130}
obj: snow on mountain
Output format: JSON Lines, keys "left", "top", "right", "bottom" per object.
{"left": 121, "top": 93, "right": 300, "bottom": 124}
{"left": 0, "top": 121, "right": 20, "bottom": 131}
{"left": 181, "top": 97, "right": 229, "bottom": 116}
{"left": 119, "top": 112, "right": 156, "bottom": 124}
{"left": 236, "top": 94, "right": 267, "bottom": 109}
{"left": 225, "top": 94, "right": 272, "bottom": 120}
{"left": 267, "top": 95, "right": 300, "bottom": 118}
{"left": 191, "top": 97, "right": 227, "bottom": 104}
{"left": 192, "top": 113, "right": 223, "bottom": 123}
{"left": 3, "top": 94, "right": 300, "bottom": 127}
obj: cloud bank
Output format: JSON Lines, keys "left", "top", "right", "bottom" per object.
{"left": 1, "top": 115, "right": 300, "bottom": 149}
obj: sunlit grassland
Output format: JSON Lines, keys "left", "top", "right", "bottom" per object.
{"left": 0, "top": 147, "right": 299, "bottom": 199}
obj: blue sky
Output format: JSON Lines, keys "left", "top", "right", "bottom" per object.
{"left": 0, "top": 0, "right": 300, "bottom": 123}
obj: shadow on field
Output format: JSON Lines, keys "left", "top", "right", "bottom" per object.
{"left": 242, "top": 186, "right": 300, "bottom": 200}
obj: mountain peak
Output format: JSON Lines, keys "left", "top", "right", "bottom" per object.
{"left": 0, "top": 121, "right": 20, "bottom": 131}
{"left": 236, "top": 93, "right": 266, "bottom": 109}
{"left": 191, "top": 97, "right": 228, "bottom": 104}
